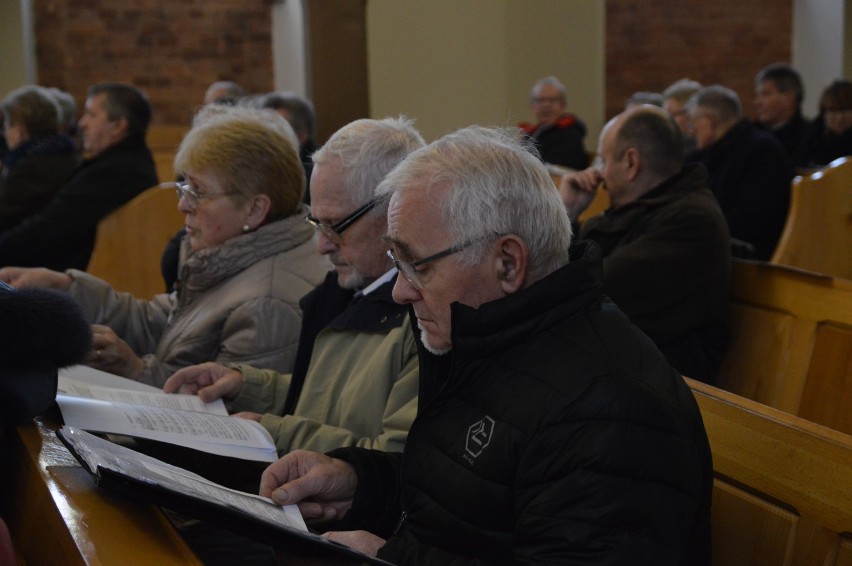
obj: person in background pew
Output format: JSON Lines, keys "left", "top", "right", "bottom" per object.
{"left": 753, "top": 63, "right": 812, "bottom": 163}
{"left": 261, "top": 125, "right": 713, "bottom": 565}
{"left": 0, "top": 85, "right": 79, "bottom": 232}
{"left": 45, "top": 86, "right": 79, "bottom": 138}
{"left": 202, "top": 80, "right": 245, "bottom": 106}
{"left": 0, "top": 107, "right": 329, "bottom": 387}
{"left": 798, "top": 79, "right": 852, "bottom": 170}
{"left": 0, "top": 82, "right": 157, "bottom": 271}
{"left": 625, "top": 90, "right": 664, "bottom": 109}
{"left": 560, "top": 104, "right": 731, "bottom": 384}
{"left": 261, "top": 91, "right": 319, "bottom": 202}
{"left": 663, "top": 78, "right": 703, "bottom": 153}
{"left": 686, "top": 85, "right": 793, "bottom": 260}
{"left": 519, "top": 76, "right": 589, "bottom": 170}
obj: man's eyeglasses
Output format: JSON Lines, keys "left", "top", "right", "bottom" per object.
{"left": 163, "top": 181, "right": 236, "bottom": 210}
{"left": 386, "top": 234, "right": 501, "bottom": 290}
{"left": 305, "top": 198, "right": 380, "bottom": 244}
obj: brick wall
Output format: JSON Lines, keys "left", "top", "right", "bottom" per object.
{"left": 33, "top": 0, "right": 794, "bottom": 128}
{"left": 35, "top": 0, "right": 275, "bottom": 126}
{"left": 606, "top": 0, "right": 793, "bottom": 121}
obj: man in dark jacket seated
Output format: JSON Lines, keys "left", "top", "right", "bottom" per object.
{"left": 0, "top": 82, "right": 158, "bottom": 271}
{"left": 519, "top": 76, "right": 589, "bottom": 170}
{"left": 259, "top": 126, "right": 713, "bottom": 565}
{"left": 559, "top": 104, "right": 731, "bottom": 384}
{"left": 686, "top": 85, "right": 794, "bottom": 261}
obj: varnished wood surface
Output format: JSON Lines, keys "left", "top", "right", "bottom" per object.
{"left": 3, "top": 417, "right": 202, "bottom": 565}
{"left": 771, "top": 155, "right": 852, "bottom": 280}
{"left": 688, "top": 378, "right": 852, "bottom": 566}
{"left": 718, "top": 259, "right": 852, "bottom": 435}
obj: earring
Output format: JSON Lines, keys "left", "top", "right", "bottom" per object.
{"left": 242, "top": 224, "right": 251, "bottom": 233}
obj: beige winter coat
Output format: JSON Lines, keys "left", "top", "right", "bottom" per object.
{"left": 67, "top": 211, "right": 330, "bottom": 386}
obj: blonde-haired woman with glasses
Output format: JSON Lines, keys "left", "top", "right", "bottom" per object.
{"left": 0, "top": 107, "right": 329, "bottom": 387}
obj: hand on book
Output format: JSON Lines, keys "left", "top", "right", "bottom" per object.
{"left": 88, "top": 324, "right": 144, "bottom": 380}
{"left": 164, "top": 362, "right": 244, "bottom": 402}
{"left": 260, "top": 450, "right": 357, "bottom": 525}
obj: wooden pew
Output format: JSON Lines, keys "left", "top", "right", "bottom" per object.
{"left": 2, "top": 418, "right": 202, "bottom": 565}
{"left": 86, "top": 185, "right": 185, "bottom": 299}
{"left": 717, "top": 259, "right": 852, "bottom": 436}
{"left": 147, "top": 125, "right": 188, "bottom": 183}
{"left": 687, "top": 378, "right": 852, "bottom": 566}
{"left": 770, "top": 155, "right": 852, "bottom": 280}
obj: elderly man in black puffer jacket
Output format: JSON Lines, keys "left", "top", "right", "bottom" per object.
{"left": 259, "top": 126, "right": 713, "bottom": 565}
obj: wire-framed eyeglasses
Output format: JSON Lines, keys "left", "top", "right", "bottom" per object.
{"left": 386, "top": 234, "right": 503, "bottom": 290}
{"left": 163, "top": 181, "right": 236, "bottom": 210}
{"left": 304, "top": 198, "right": 380, "bottom": 244}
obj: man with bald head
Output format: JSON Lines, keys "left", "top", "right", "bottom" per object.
{"left": 560, "top": 104, "right": 731, "bottom": 383}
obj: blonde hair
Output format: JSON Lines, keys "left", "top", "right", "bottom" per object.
{"left": 174, "top": 107, "right": 304, "bottom": 221}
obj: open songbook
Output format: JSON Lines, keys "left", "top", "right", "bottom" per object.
{"left": 55, "top": 365, "right": 277, "bottom": 462}
{"left": 57, "top": 426, "right": 395, "bottom": 565}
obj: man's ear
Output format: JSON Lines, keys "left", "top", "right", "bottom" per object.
{"left": 625, "top": 147, "right": 642, "bottom": 181}
{"left": 494, "top": 235, "right": 529, "bottom": 294}
{"left": 111, "top": 116, "right": 129, "bottom": 139}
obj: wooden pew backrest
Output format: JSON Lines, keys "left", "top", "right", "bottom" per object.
{"left": 147, "top": 125, "right": 188, "bottom": 183}
{"left": 87, "top": 185, "right": 185, "bottom": 299}
{"left": 770, "top": 155, "right": 852, "bottom": 280}
{"left": 718, "top": 260, "right": 852, "bottom": 435}
{"left": 687, "top": 378, "right": 852, "bottom": 566}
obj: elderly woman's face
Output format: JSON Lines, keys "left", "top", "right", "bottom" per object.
{"left": 178, "top": 168, "right": 252, "bottom": 251}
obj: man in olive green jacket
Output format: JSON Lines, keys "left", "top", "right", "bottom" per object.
{"left": 164, "top": 117, "right": 426, "bottom": 455}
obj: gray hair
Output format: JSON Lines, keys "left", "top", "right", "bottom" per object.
{"left": 688, "top": 85, "right": 742, "bottom": 124}
{"left": 376, "top": 125, "right": 572, "bottom": 281}
{"left": 313, "top": 116, "right": 426, "bottom": 212}
{"left": 662, "top": 79, "right": 703, "bottom": 104}
{"left": 262, "top": 91, "right": 316, "bottom": 140}
{"left": 530, "top": 76, "right": 568, "bottom": 102}
{"left": 204, "top": 81, "right": 245, "bottom": 105}
{"left": 45, "top": 87, "right": 77, "bottom": 133}
{"left": 1, "top": 85, "right": 61, "bottom": 138}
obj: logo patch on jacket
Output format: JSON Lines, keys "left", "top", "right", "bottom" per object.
{"left": 463, "top": 415, "right": 495, "bottom": 465}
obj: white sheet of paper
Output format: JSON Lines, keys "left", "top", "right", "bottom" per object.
{"left": 58, "top": 375, "right": 228, "bottom": 416}
{"left": 56, "top": 395, "right": 277, "bottom": 462}
{"left": 60, "top": 365, "right": 161, "bottom": 393}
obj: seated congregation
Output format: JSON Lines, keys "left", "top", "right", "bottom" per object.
{"left": 2, "top": 60, "right": 851, "bottom": 566}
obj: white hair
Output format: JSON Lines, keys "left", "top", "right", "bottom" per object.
{"left": 376, "top": 125, "right": 572, "bottom": 281}
{"left": 313, "top": 116, "right": 426, "bottom": 211}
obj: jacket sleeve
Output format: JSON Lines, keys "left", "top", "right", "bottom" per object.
{"left": 326, "top": 447, "right": 404, "bottom": 538}
{"left": 0, "top": 154, "right": 155, "bottom": 268}
{"left": 142, "top": 295, "right": 303, "bottom": 387}
{"left": 258, "top": 333, "right": 419, "bottom": 455}
{"left": 67, "top": 269, "right": 170, "bottom": 353}
{"left": 228, "top": 365, "right": 292, "bottom": 415}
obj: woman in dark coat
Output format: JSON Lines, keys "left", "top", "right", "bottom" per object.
{"left": 0, "top": 85, "right": 78, "bottom": 232}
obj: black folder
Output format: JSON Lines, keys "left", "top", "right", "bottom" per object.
{"left": 57, "top": 426, "right": 395, "bottom": 565}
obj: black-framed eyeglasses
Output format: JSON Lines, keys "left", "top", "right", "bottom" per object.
{"left": 386, "top": 234, "right": 502, "bottom": 290}
{"left": 305, "top": 198, "right": 380, "bottom": 244}
{"left": 163, "top": 181, "right": 236, "bottom": 210}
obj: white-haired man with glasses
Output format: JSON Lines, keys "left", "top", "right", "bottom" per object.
{"left": 259, "top": 125, "right": 713, "bottom": 565}
{"left": 165, "top": 116, "right": 425, "bottom": 461}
